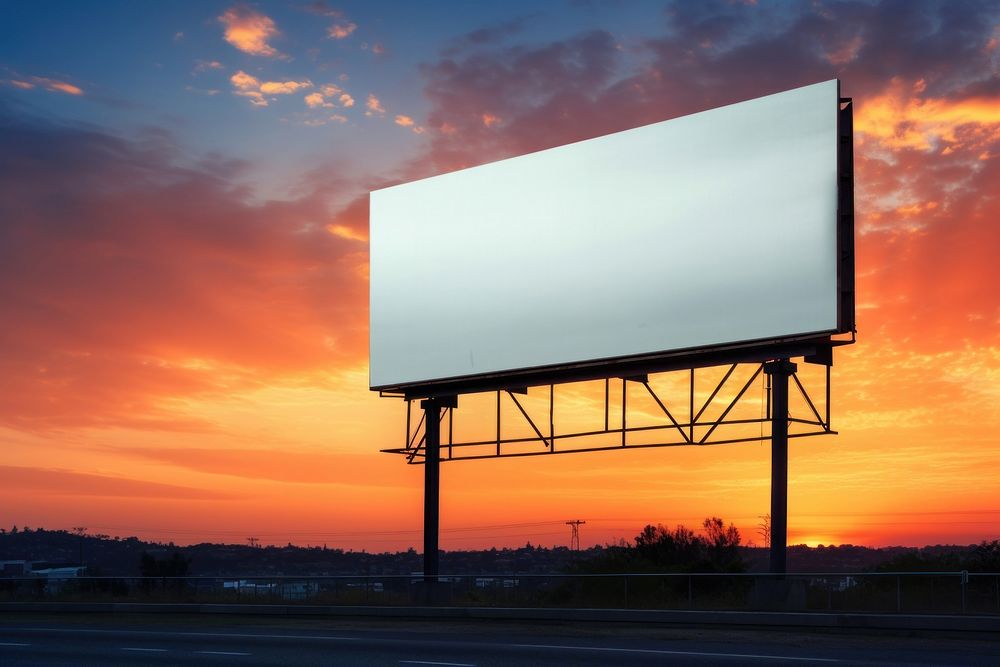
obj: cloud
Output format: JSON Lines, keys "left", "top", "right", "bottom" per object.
{"left": 420, "top": 29, "right": 621, "bottom": 168}
{"left": 37, "top": 77, "right": 83, "bottom": 95}
{"left": 0, "top": 113, "right": 369, "bottom": 430}
{"left": 324, "top": 194, "right": 370, "bottom": 249}
{"left": 7, "top": 76, "right": 84, "bottom": 95}
{"left": 219, "top": 6, "right": 281, "bottom": 57}
{"left": 230, "top": 70, "right": 312, "bottom": 106}
{"left": 0, "top": 466, "right": 230, "bottom": 499}
{"left": 185, "top": 86, "right": 221, "bottom": 96}
{"left": 107, "top": 447, "right": 387, "bottom": 485}
{"left": 326, "top": 223, "right": 366, "bottom": 242}
{"left": 301, "top": 1, "right": 341, "bottom": 18}
{"left": 443, "top": 14, "right": 540, "bottom": 56}
{"left": 305, "top": 92, "right": 331, "bottom": 108}
{"left": 417, "top": 0, "right": 1000, "bottom": 177}
{"left": 230, "top": 69, "right": 259, "bottom": 90}
{"left": 365, "top": 93, "right": 384, "bottom": 115}
{"left": 855, "top": 78, "right": 1000, "bottom": 152}
{"left": 230, "top": 70, "right": 267, "bottom": 105}
{"left": 328, "top": 21, "right": 357, "bottom": 39}
{"left": 259, "top": 79, "right": 312, "bottom": 94}
{"left": 193, "top": 60, "right": 224, "bottom": 73}
{"left": 826, "top": 34, "right": 864, "bottom": 66}
{"left": 303, "top": 85, "right": 350, "bottom": 109}
{"left": 410, "top": 0, "right": 1000, "bottom": 357}
{"left": 394, "top": 114, "right": 425, "bottom": 135}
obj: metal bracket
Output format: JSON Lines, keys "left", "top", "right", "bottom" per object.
{"left": 389, "top": 361, "right": 834, "bottom": 463}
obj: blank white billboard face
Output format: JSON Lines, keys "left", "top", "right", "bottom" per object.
{"left": 370, "top": 80, "right": 840, "bottom": 390}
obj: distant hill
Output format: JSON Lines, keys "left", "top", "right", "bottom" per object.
{"left": 0, "top": 527, "right": 990, "bottom": 577}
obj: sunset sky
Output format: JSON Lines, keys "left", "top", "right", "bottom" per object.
{"left": 1, "top": 0, "right": 999, "bottom": 552}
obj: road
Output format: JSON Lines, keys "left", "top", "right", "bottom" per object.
{"left": 0, "top": 614, "right": 997, "bottom": 665}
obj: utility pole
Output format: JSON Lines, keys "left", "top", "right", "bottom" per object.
{"left": 566, "top": 520, "right": 585, "bottom": 551}
{"left": 71, "top": 527, "right": 87, "bottom": 567}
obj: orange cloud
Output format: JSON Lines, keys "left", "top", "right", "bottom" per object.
{"left": 366, "top": 93, "right": 385, "bottom": 115}
{"left": 394, "top": 115, "right": 425, "bottom": 135}
{"left": 16, "top": 76, "right": 84, "bottom": 95}
{"left": 219, "top": 6, "right": 281, "bottom": 57}
{"left": 230, "top": 70, "right": 259, "bottom": 90}
{"left": 0, "top": 466, "right": 231, "bottom": 500}
{"left": 304, "top": 92, "right": 330, "bottom": 108}
{"left": 328, "top": 21, "right": 357, "bottom": 39}
{"left": 304, "top": 85, "right": 352, "bottom": 110}
{"left": 856, "top": 78, "right": 1000, "bottom": 151}
{"left": 481, "top": 112, "right": 501, "bottom": 127}
{"left": 0, "top": 113, "right": 370, "bottom": 431}
{"left": 106, "top": 447, "right": 390, "bottom": 485}
{"left": 326, "top": 224, "right": 367, "bottom": 242}
{"left": 230, "top": 70, "right": 312, "bottom": 106}
{"left": 895, "top": 201, "right": 939, "bottom": 217}
{"left": 259, "top": 79, "right": 312, "bottom": 94}
{"left": 230, "top": 70, "right": 266, "bottom": 106}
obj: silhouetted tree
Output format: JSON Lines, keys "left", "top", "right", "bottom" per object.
{"left": 871, "top": 549, "right": 963, "bottom": 572}
{"left": 139, "top": 551, "right": 191, "bottom": 594}
{"left": 971, "top": 540, "right": 1000, "bottom": 572}
{"left": 573, "top": 518, "right": 746, "bottom": 574}
{"left": 701, "top": 517, "right": 743, "bottom": 572}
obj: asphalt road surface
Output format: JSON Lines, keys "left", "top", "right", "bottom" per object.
{"left": 0, "top": 614, "right": 998, "bottom": 666}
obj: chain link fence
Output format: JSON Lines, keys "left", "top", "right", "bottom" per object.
{"left": 2, "top": 572, "right": 998, "bottom": 614}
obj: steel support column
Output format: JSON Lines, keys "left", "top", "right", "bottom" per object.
{"left": 765, "top": 359, "right": 796, "bottom": 575}
{"left": 421, "top": 398, "right": 441, "bottom": 582}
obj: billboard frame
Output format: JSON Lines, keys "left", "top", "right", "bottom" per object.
{"left": 370, "top": 86, "right": 855, "bottom": 584}
{"left": 383, "top": 360, "right": 836, "bottom": 463}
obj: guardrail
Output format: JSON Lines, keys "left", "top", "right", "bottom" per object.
{"left": 2, "top": 572, "right": 998, "bottom": 614}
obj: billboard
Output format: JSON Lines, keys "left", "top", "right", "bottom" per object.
{"left": 370, "top": 80, "right": 852, "bottom": 393}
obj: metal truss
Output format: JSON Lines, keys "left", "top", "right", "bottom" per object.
{"left": 382, "top": 362, "right": 834, "bottom": 463}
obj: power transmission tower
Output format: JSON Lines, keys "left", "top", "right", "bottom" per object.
{"left": 565, "top": 520, "right": 586, "bottom": 551}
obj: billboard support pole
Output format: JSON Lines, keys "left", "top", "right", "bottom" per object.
{"left": 421, "top": 398, "right": 441, "bottom": 586}
{"left": 764, "top": 359, "right": 796, "bottom": 575}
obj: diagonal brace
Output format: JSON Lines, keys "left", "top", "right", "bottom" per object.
{"left": 699, "top": 365, "right": 763, "bottom": 444}
{"left": 506, "top": 390, "right": 552, "bottom": 449}
{"left": 641, "top": 381, "right": 691, "bottom": 444}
